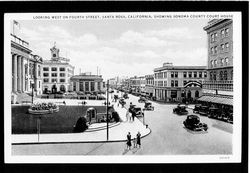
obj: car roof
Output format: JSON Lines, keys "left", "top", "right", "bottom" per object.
{"left": 187, "top": 115, "right": 199, "bottom": 118}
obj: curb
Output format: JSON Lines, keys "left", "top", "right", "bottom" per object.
{"left": 12, "top": 127, "right": 152, "bottom": 145}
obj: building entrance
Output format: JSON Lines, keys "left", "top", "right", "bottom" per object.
{"left": 52, "top": 84, "right": 57, "bottom": 94}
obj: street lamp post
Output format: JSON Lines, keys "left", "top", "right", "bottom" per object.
{"left": 106, "top": 80, "right": 109, "bottom": 141}
{"left": 31, "top": 82, "right": 34, "bottom": 104}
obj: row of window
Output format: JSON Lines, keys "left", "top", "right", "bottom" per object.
{"left": 43, "top": 67, "right": 66, "bottom": 71}
{"left": 155, "top": 80, "right": 202, "bottom": 87}
{"left": 43, "top": 78, "right": 65, "bottom": 83}
{"left": 209, "top": 70, "right": 233, "bottom": 81}
{"left": 210, "top": 57, "right": 229, "bottom": 68}
{"left": 210, "top": 28, "right": 229, "bottom": 42}
{"left": 43, "top": 73, "right": 66, "bottom": 77}
{"left": 73, "top": 81, "right": 101, "bottom": 92}
{"left": 155, "top": 71, "right": 207, "bottom": 79}
{"left": 210, "top": 42, "right": 230, "bottom": 55}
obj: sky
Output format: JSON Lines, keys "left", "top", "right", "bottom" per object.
{"left": 14, "top": 17, "right": 209, "bottom": 80}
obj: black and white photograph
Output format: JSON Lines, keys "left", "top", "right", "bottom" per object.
{"left": 4, "top": 12, "right": 242, "bottom": 163}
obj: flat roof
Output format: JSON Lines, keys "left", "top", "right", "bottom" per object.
{"left": 70, "top": 75, "right": 103, "bottom": 80}
{"left": 154, "top": 66, "right": 207, "bottom": 72}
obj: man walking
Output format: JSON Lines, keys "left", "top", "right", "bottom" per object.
{"left": 126, "top": 132, "right": 132, "bottom": 150}
{"left": 136, "top": 131, "right": 141, "bottom": 148}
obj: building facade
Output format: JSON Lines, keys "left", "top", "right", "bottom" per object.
{"left": 129, "top": 76, "right": 146, "bottom": 95}
{"left": 11, "top": 33, "right": 43, "bottom": 96}
{"left": 154, "top": 63, "right": 207, "bottom": 102}
{"left": 70, "top": 73, "right": 105, "bottom": 94}
{"left": 145, "top": 74, "right": 154, "bottom": 97}
{"left": 42, "top": 45, "right": 74, "bottom": 93}
{"left": 199, "top": 19, "right": 233, "bottom": 108}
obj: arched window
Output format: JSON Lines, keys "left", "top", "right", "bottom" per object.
{"left": 211, "top": 60, "right": 214, "bottom": 68}
{"left": 187, "top": 90, "right": 191, "bottom": 98}
{"left": 224, "top": 71, "right": 227, "bottom": 80}
{"left": 210, "top": 71, "right": 213, "bottom": 80}
{"left": 220, "top": 71, "right": 223, "bottom": 80}
{"left": 221, "top": 58, "right": 224, "bottom": 66}
{"left": 213, "top": 71, "right": 217, "bottom": 81}
{"left": 195, "top": 90, "right": 199, "bottom": 98}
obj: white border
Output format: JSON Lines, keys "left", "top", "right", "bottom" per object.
{"left": 4, "top": 12, "right": 242, "bottom": 163}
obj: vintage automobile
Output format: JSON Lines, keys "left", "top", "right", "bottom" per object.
{"left": 227, "top": 113, "right": 233, "bottom": 124}
{"left": 183, "top": 115, "right": 208, "bottom": 131}
{"left": 143, "top": 101, "right": 154, "bottom": 111}
{"left": 173, "top": 105, "right": 188, "bottom": 115}
{"left": 198, "top": 106, "right": 210, "bottom": 116}
{"left": 131, "top": 106, "right": 144, "bottom": 117}
{"left": 207, "top": 107, "right": 221, "bottom": 119}
{"left": 123, "top": 93, "right": 129, "bottom": 99}
{"left": 119, "top": 98, "right": 126, "bottom": 106}
{"left": 138, "top": 97, "right": 147, "bottom": 103}
{"left": 193, "top": 104, "right": 202, "bottom": 113}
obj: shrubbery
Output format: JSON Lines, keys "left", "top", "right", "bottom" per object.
{"left": 30, "top": 102, "right": 58, "bottom": 111}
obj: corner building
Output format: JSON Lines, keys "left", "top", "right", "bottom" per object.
{"left": 42, "top": 45, "right": 74, "bottom": 93}
{"left": 199, "top": 19, "right": 233, "bottom": 110}
{"left": 154, "top": 63, "right": 207, "bottom": 103}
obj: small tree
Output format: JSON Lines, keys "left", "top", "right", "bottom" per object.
{"left": 74, "top": 116, "right": 88, "bottom": 132}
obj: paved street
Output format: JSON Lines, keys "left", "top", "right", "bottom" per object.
{"left": 12, "top": 92, "right": 232, "bottom": 155}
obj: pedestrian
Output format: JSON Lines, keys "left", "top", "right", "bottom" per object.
{"left": 126, "top": 132, "right": 132, "bottom": 150}
{"left": 133, "top": 137, "right": 136, "bottom": 148}
{"left": 132, "top": 111, "right": 135, "bottom": 122}
{"left": 136, "top": 131, "right": 141, "bottom": 148}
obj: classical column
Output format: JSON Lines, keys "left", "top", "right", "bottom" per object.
{"left": 22, "top": 57, "right": 25, "bottom": 92}
{"left": 13, "top": 54, "right": 18, "bottom": 92}
{"left": 17, "top": 56, "right": 22, "bottom": 92}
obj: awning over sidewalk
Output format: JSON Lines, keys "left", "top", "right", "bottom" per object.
{"left": 197, "top": 95, "right": 233, "bottom": 106}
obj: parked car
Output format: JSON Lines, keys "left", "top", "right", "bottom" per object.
{"left": 193, "top": 104, "right": 202, "bottom": 113}
{"left": 173, "top": 105, "right": 188, "bottom": 115}
{"left": 138, "top": 97, "right": 147, "bottom": 103}
{"left": 207, "top": 107, "right": 221, "bottom": 119}
{"left": 123, "top": 93, "right": 129, "bottom": 99}
{"left": 198, "top": 106, "right": 210, "bottom": 116}
{"left": 143, "top": 101, "right": 154, "bottom": 111}
{"left": 131, "top": 106, "right": 144, "bottom": 117}
{"left": 227, "top": 113, "right": 233, "bottom": 124}
{"left": 183, "top": 115, "right": 208, "bottom": 131}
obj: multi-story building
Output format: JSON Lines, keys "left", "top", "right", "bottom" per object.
{"left": 11, "top": 33, "right": 43, "bottom": 97}
{"left": 145, "top": 74, "right": 154, "bottom": 98}
{"left": 42, "top": 45, "right": 74, "bottom": 93}
{"left": 129, "top": 76, "right": 146, "bottom": 96}
{"left": 70, "top": 72, "right": 105, "bottom": 94}
{"left": 154, "top": 63, "right": 207, "bottom": 102}
{"left": 199, "top": 19, "right": 233, "bottom": 108}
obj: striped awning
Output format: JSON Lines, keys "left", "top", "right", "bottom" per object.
{"left": 197, "top": 95, "right": 233, "bottom": 106}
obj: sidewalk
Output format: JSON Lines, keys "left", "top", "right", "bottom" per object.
{"left": 12, "top": 100, "right": 151, "bottom": 145}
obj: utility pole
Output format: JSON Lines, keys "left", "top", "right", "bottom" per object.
{"left": 106, "top": 80, "right": 109, "bottom": 141}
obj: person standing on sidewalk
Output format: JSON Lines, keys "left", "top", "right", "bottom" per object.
{"left": 136, "top": 131, "right": 141, "bottom": 148}
{"left": 126, "top": 132, "right": 132, "bottom": 150}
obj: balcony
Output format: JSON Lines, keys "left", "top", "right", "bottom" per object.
{"left": 202, "top": 80, "right": 233, "bottom": 91}
{"left": 11, "top": 34, "right": 29, "bottom": 49}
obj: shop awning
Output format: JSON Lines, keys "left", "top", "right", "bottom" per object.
{"left": 197, "top": 95, "right": 233, "bottom": 106}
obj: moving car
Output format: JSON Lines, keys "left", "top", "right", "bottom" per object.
{"left": 183, "top": 115, "right": 208, "bottom": 131}
{"left": 138, "top": 97, "right": 147, "bottom": 103}
{"left": 173, "top": 105, "right": 188, "bottom": 115}
{"left": 131, "top": 106, "right": 144, "bottom": 117}
{"left": 143, "top": 101, "right": 154, "bottom": 111}
{"left": 119, "top": 98, "right": 126, "bottom": 106}
{"left": 123, "top": 93, "right": 129, "bottom": 99}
